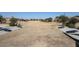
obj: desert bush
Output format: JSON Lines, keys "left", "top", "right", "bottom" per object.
{"left": 9, "top": 17, "right": 18, "bottom": 26}
{"left": 57, "top": 15, "right": 69, "bottom": 25}
{"left": 17, "top": 24, "right": 22, "bottom": 28}
{"left": 45, "top": 17, "right": 52, "bottom": 22}
{"left": 66, "top": 17, "right": 79, "bottom": 28}
{"left": 66, "top": 23, "right": 75, "bottom": 28}
{"left": 41, "top": 17, "right": 52, "bottom": 22}
{"left": 0, "top": 15, "right": 6, "bottom": 23}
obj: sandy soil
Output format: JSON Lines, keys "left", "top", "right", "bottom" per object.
{"left": 0, "top": 21, "right": 75, "bottom": 47}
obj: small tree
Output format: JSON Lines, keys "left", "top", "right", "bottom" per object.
{"left": 55, "top": 16, "right": 60, "bottom": 22}
{"left": 2, "top": 18, "right": 6, "bottom": 23}
{"left": 0, "top": 15, "right": 3, "bottom": 23}
{"left": 58, "top": 15, "right": 69, "bottom": 25}
{"left": 0, "top": 15, "right": 6, "bottom": 23}
{"left": 9, "top": 17, "right": 18, "bottom": 26}
{"left": 66, "top": 17, "right": 79, "bottom": 28}
{"left": 45, "top": 17, "right": 52, "bottom": 22}
{"left": 55, "top": 15, "right": 69, "bottom": 27}
{"left": 40, "top": 19, "right": 44, "bottom": 22}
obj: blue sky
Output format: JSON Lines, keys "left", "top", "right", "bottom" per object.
{"left": 0, "top": 12, "right": 79, "bottom": 19}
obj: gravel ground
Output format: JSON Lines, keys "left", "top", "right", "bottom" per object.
{"left": 0, "top": 21, "right": 75, "bottom": 47}
{"left": 0, "top": 31, "right": 8, "bottom": 35}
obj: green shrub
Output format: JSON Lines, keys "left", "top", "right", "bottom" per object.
{"left": 65, "top": 17, "right": 79, "bottom": 28}
{"left": 9, "top": 17, "right": 18, "bottom": 26}
{"left": 41, "top": 17, "right": 52, "bottom": 22}
{"left": 66, "top": 23, "right": 75, "bottom": 28}
{"left": 0, "top": 15, "right": 6, "bottom": 23}
{"left": 17, "top": 24, "right": 22, "bottom": 28}
{"left": 45, "top": 17, "right": 52, "bottom": 22}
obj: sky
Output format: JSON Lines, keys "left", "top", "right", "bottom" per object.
{"left": 0, "top": 12, "right": 79, "bottom": 19}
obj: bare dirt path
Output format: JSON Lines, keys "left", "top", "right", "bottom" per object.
{"left": 0, "top": 21, "right": 75, "bottom": 47}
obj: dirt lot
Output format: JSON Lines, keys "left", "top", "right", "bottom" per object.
{"left": 0, "top": 21, "right": 75, "bottom": 47}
